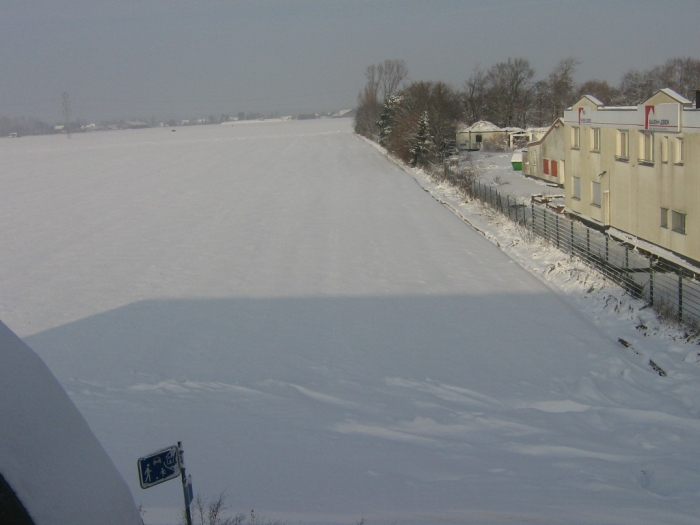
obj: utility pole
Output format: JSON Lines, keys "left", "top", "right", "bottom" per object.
{"left": 62, "top": 92, "right": 71, "bottom": 139}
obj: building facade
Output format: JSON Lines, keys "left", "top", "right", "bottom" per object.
{"left": 562, "top": 89, "right": 700, "bottom": 264}
{"left": 456, "top": 121, "right": 506, "bottom": 151}
{"left": 523, "top": 118, "right": 566, "bottom": 186}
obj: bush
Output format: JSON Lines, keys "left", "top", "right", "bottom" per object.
{"left": 180, "top": 493, "right": 282, "bottom": 525}
{"left": 481, "top": 135, "right": 510, "bottom": 152}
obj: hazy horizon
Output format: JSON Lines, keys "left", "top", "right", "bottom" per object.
{"left": 2, "top": 0, "right": 699, "bottom": 123}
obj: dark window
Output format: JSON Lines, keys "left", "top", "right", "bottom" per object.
{"left": 672, "top": 211, "right": 686, "bottom": 235}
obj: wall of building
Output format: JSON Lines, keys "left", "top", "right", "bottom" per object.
{"left": 562, "top": 91, "right": 700, "bottom": 264}
{"left": 524, "top": 120, "right": 566, "bottom": 185}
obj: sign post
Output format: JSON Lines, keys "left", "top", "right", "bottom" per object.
{"left": 178, "top": 442, "right": 193, "bottom": 525}
{"left": 137, "top": 443, "right": 194, "bottom": 525}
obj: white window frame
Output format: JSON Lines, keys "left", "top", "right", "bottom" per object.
{"left": 571, "top": 126, "right": 580, "bottom": 149}
{"left": 675, "top": 137, "right": 684, "bottom": 164}
{"left": 591, "top": 128, "right": 601, "bottom": 152}
{"left": 661, "top": 136, "right": 668, "bottom": 163}
{"left": 573, "top": 176, "right": 581, "bottom": 200}
{"left": 591, "top": 181, "right": 602, "bottom": 207}
{"left": 616, "top": 129, "right": 629, "bottom": 160}
{"left": 639, "top": 132, "right": 654, "bottom": 164}
{"left": 672, "top": 210, "right": 686, "bottom": 235}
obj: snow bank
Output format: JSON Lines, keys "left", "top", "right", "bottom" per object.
{"left": 0, "top": 319, "right": 142, "bottom": 525}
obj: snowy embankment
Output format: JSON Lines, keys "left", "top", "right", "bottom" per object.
{"left": 403, "top": 150, "right": 700, "bottom": 367}
{"left": 1, "top": 120, "right": 700, "bottom": 525}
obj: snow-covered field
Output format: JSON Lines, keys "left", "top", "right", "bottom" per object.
{"left": 2, "top": 120, "right": 700, "bottom": 525}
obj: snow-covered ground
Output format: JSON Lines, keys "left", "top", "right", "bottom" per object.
{"left": 2, "top": 120, "right": 700, "bottom": 525}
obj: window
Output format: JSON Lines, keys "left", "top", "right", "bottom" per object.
{"left": 571, "top": 126, "right": 580, "bottom": 149}
{"left": 543, "top": 159, "right": 549, "bottom": 175}
{"left": 573, "top": 176, "right": 581, "bottom": 200}
{"left": 551, "top": 160, "right": 558, "bottom": 178}
{"left": 661, "top": 136, "right": 669, "bottom": 163}
{"left": 476, "top": 134, "right": 482, "bottom": 143}
{"left": 591, "top": 128, "right": 601, "bottom": 152}
{"left": 639, "top": 132, "right": 654, "bottom": 163}
{"left": 531, "top": 151, "right": 538, "bottom": 174}
{"left": 672, "top": 211, "right": 686, "bottom": 234}
{"left": 617, "top": 129, "right": 629, "bottom": 160}
{"left": 675, "top": 137, "right": 684, "bottom": 164}
{"left": 591, "top": 181, "right": 602, "bottom": 207}
{"left": 660, "top": 207, "right": 669, "bottom": 229}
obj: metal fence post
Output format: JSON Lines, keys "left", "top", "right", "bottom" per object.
{"left": 605, "top": 236, "right": 609, "bottom": 264}
{"left": 570, "top": 220, "right": 574, "bottom": 256}
{"left": 586, "top": 228, "right": 590, "bottom": 254}
{"left": 543, "top": 208, "right": 547, "bottom": 239}
{"left": 679, "top": 272, "right": 684, "bottom": 323}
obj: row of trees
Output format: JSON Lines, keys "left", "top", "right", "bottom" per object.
{"left": 0, "top": 116, "right": 55, "bottom": 137}
{"left": 355, "top": 56, "right": 700, "bottom": 168}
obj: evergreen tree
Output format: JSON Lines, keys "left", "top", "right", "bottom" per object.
{"left": 377, "top": 93, "right": 402, "bottom": 148}
{"left": 410, "top": 111, "right": 430, "bottom": 167}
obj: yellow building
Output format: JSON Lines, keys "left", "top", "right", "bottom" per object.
{"left": 562, "top": 88, "right": 700, "bottom": 264}
{"left": 523, "top": 118, "right": 566, "bottom": 186}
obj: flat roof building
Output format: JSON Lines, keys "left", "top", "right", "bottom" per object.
{"left": 561, "top": 88, "right": 700, "bottom": 264}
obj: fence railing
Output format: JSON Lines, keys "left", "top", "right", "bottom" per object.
{"left": 467, "top": 179, "right": 700, "bottom": 329}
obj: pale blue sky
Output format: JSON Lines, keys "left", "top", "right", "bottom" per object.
{"left": 1, "top": 0, "right": 698, "bottom": 122}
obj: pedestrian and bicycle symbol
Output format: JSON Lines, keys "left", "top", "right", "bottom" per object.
{"left": 137, "top": 445, "right": 180, "bottom": 489}
{"left": 137, "top": 442, "right": 196, "bottom": 525}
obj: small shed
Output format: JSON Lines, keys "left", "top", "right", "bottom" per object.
{"left": 456, "top": 121, "right": 507, "bottom": 151}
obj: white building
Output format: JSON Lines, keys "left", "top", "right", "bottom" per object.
{"left": 562, "top": 88, "right": 700, "bottom": 264}
{"left": 456, "top": 121, "right": 508, "bottom": 151}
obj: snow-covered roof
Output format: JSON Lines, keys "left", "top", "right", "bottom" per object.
{"left": 583, "top": 94, "right": 605, "bottom": 107}
{"left": 654, "top": 88, "right": 692, "bottom": 106}
{"left": 0, "top": 320, "right": 141, "bottom": 525}
{"left": 458, "top": 120, "right": 502, "bottom": 132}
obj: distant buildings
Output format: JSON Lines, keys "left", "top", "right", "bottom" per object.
{"left": 457, "top": 121, "right": 547, "bottom": 152}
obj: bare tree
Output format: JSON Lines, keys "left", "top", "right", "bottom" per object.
{"left": 616, "top": 69, "right": 658, "bottom": 105}
{"left": 655, "top": 57, "right": 700, "bottom": 100}
{"left": 576, "top": 79, "right": 617, "bottom": 105}
{"left": 378, "top": 59, "right": 409, "bottom": 100}
{"left": 183, "top": 492, "right": 245, "bottom": 525}
{"left": 354, "top": 60, "right": 408, "bottom": 139}
{"left": 354, "top": 83, "right": 381, "bottom": 138}
{"left": 529, "top": 79, "right": 550, "bottom": 127}
{"left": 545, "top": 57, "right": 580, "bottom": 122}
{"left": 462, "top": 65, "right": 488, "bottom": 124}
{"left": 484, "top": 57, "right": 536, "bottom": 128}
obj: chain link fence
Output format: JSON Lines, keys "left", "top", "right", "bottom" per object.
{"left": 467, "top": 179, "right": 700, "bottom": 329}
